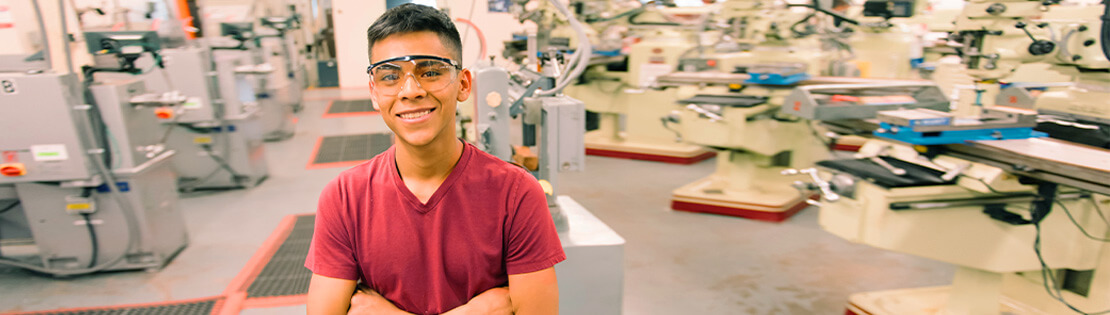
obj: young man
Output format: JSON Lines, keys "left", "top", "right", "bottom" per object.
{"left": 305, "top": 4, "right": 564, "bottom": 315}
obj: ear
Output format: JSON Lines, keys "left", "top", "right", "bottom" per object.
{"left": 456, "top": 68, "right": 472, "bottom": 102}
{"left": 368, "top": 81, "right": 380, "bottom": 111}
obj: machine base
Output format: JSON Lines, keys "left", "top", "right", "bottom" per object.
{"left": 555, "top": 195, "right": 625, "bottom": 315}
{"left": 670, "top": 176, "right": 815, "bottom": 222}
{"left": 845, "top": 286, "right": 1050, "bottom": 315}
{"left": 584, "top": 135, "right": 715, "bottom": 164}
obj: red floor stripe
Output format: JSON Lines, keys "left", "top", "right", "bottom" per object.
{"left": 223, "top": 215, "right": 301, "bottom": 296}
{"left": 304, "top": 136, "right": 326, "bottom": 170}
{"left": 241, "top": 295, "right": 309, "bottom": 309}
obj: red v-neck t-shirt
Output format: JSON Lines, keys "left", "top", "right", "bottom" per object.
{"left": 305, "top": 142, "right": 565, "bottom": 315}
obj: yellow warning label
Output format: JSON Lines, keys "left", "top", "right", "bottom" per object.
{"left": 66, "top": 203, "right": 91, "bottom": 211}
{"left": 194, "top": 136, "right": 214, "bottom": 144}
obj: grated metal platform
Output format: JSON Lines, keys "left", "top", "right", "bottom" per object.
{"left": 311, "top": 133, "right": 393, "bottom": 166}
{"left": 245, "top": 215, "right": 315, "bottom": 298}
{"left": 14, "top": 297, "right": 221, "bottom": 315}
{"left": 326, "top": 99, "right": 376, "bottom": 115}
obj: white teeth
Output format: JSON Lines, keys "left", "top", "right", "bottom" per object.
{"left": 399, "top": 110, "right": 432, "bottom": 120}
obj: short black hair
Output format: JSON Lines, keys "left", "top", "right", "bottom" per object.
{"left": 366, "top": 4, "right": 462, "bottom": 62}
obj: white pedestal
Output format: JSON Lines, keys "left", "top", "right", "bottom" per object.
{"left": 555, "top": 196, "right": 626, "bottom": 315}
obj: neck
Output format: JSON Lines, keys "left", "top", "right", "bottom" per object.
{"left": 395, "top": 137, "right": 464, "bottom": 182}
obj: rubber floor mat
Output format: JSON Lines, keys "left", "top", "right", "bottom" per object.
{"left": 323, "top": 99, "right": 377, "bottom": 118}
{"left": 245, "top": 215, "right": 315, "bottom": 298}
{"left": 308, "top": 133, "right": 392, "bottom": 169}
{"left": 10, "top": 296, "right": 223, "bottom": 315}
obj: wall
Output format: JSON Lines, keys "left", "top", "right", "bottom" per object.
{"left": 331, "top": 0, "right": 526, "bottom": 88}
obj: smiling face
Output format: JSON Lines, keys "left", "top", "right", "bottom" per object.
{"left": 369, "top": 31, "right": 471, "bottom": 149}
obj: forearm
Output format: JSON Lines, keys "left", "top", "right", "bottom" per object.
{"left": 442, "top": 287, "right": 512, "bottom": 315}
{"left": 508, "top": 268, "right": 559, "bottom": 315}
{"left": 348, "top": 284, "right": 414, "bottom": 315}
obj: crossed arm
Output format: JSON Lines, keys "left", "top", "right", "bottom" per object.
{"left": 306, "top": 267, "right": 558, "bottom": 315}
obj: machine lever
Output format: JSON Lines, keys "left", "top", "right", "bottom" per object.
{"left": 782, "top": 168, "right": 840, "bottom": 202}
{"left": 684, "top": 104, "right": 724, "bottom": 122}
{"left": 661, "top": 112, "right": 683, "bottom": 142}
{"left": 855, "top": 145, "right": 906, "bottom": 176}
{"left": 869, "top": 156, "right": 907, "bottom": 176}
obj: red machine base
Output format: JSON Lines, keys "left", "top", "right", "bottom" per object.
{"left": 671, "top": 198, "right": 813, "bottom": 223}
{"left": 586, "top": 148, "right": 716, "bottom": 165}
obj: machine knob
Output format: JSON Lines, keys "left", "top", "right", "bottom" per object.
{"left": 1015, "top": 22, "right": 1056, "bottom": 56}
{"left": 1027, "top": 40, "right": 1056, "bottom": 56}
{"left": 985, "top": 3, "right": 1007, "bottom": 15}
{"left": 0, "top": 163, "right": 26, "bottom": 177}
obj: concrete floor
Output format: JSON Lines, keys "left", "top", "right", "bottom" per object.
{"left": 0, "top": 87, "right": 954, "bottom": 314}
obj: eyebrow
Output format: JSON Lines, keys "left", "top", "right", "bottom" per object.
{"left": 414, "top": 60, "right": 448, "bottom": 68}
{"left": 375, "top": 63, "right": 403, "bottom": 70}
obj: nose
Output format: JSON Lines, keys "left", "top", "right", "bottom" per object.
{"left": 396, "top": 73, "right": 426, "bottom": 100}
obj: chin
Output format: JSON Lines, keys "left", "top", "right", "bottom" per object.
{"left": 396, "top": 132, "right": 441, "bottom": 148}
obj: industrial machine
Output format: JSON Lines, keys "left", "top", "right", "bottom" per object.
{"left": 257, "top": 13, "right": 307, "bottom": 113}
{"left": 467, "top": 1, "right": 624, "bottom": 313}
{"left": 640, "top": 0, "right": 858, "bottom": 221}
{"left": 835, "top": 0, "right": 930, "bottom": 79}
{"left": 0, "top": 2, "right": 187, "bottom": 276}
{"left": 208, "top": 22, "right": 298, "bottom": 141}
{"left": 90, "top": 31, "right": 270, "bottom": 191}
{"left": 780, "top": 0, "right": 1110, "bottom": 313}
{"left": 502, "top": 1, "right": 748, "bottom": 163}
{"left": 562, "top": 2, "right": 721, "bottom": 163}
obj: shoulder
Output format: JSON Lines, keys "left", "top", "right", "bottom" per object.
{"left": 464, "top": 144, "right": 536, "bottom": 187}
{"left": 324, "top": 147, "right": 394, "bottom": 195}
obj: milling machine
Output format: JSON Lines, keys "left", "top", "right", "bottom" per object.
{"left": 780, "top": 0, "right": 1110, "bottom": 313}
{"left": 641, "top": 0, "right": 858, "bottom": 221}
{"left": 500, "top": 0, "right": 715, "bottom": 163}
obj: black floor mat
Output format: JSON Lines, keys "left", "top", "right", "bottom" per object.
{"left": 18, "top": 297, "right": 220, "bottom": 315}
{"left": 245, "top": 215, "right": 315, "bottom": 298}
{"left": 312, "top": 133, "right": 393, "bottom": 165}
{"left": 327, "top": 99, "right": 376, "bottom": 114}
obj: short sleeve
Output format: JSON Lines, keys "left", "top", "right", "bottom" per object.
{"left": 504, "top": 173, "right": 566, "bottom": 275}
{"left": 304, "top": 177, "right": 360, "bottom": 280}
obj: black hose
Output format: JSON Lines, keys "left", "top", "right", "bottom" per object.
{"left": 0, "top": 201, "right": 18, "bottom": 214}
{"left": 628, "top": 10, "right": 681, "bottom": 26}
{"left": 786, "top": 4, "right": 860, "bottom": 26}
{"left": 587, "top": 7, "right": 646, "bottom": 23}
{"left": 80, "top": 213, "right": 98, "bottom": 269}
{"left": 80, "top": 68, "right": 116, "bottom": 170}
{"left": 78, "top": 188, "right": 98, "bottom": 268}
{"left": 791, "top": 13, "right": 818, "bottom": 37}
{"left": 1101, "top": 1, "right": 1110, "bottom": 63}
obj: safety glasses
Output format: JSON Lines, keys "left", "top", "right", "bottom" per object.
{"left": 367, "top": 55, "right": 462, "bottom": 96}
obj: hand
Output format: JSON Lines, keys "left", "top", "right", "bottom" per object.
{"left": 348, "top": 284, "right": 413, "bottom": 315}
{"left": 443, "top": 287, "right": 513, "bottom": 315}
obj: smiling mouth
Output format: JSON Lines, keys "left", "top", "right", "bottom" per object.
{"left": 398, "top": 108, "right": 435, "bottom": 120}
